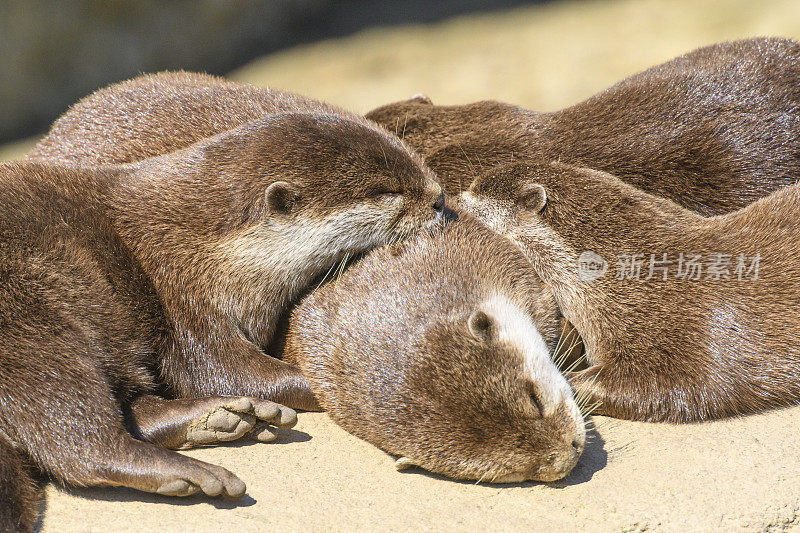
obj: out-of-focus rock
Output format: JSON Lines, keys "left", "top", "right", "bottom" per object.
{"left": 0, "top": 0, "right": 534, "bottom": 142}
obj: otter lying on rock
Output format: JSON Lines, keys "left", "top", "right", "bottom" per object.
{"left": 281, "top": 212, "right": 586, "bottom": 483}
{"left": 1, "top": 108, "right": 442, "bottom": 531}
{"left": 460, "top": 161, "right": 800, "bottom": 422}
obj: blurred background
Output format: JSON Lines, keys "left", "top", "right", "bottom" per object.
{"left": 1, "top": 0, "right": 798, "bottom": 160}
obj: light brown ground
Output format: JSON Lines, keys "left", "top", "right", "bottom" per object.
{"left": 42, "top": 409, "right": 800, "bottom": 531}
{"left": 7, "top": 0, "right": 800, "bottom": 530}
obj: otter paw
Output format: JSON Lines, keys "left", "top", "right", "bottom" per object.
{"left": 184, "top": 397, "right": 257, "bottom": 445}
{"left": 156, "top": 461, "right": 246, "bottom": 499}
{"left": 246, "top": 398, "right": 298, "bottom": 443}
{"left": 183, "top": 397, "right": 297, "bottom": 445}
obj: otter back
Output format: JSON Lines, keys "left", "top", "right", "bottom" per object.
{"left": 462, "top": 161, "right": 800, "bottom": 422}
{"left": 366, "top": 37, "right": 800, "bottom": 215}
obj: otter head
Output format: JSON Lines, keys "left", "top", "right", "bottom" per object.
{"left": 384, "top": 294, "right": 585, "bottom": 483}
{"left": 458, "top": 161, "right": 624, "bottom": 251}
{"left": 286, "top": 214, "right": 584, "bottom": 483}
{"left": 366, "top": 97, "right": 534, "bottom": 195}
{"left": 457, "top": 161, "right": 564, "bottom": 237}
{"left": 201, "top": 111, "right": 444, "bottom": 284}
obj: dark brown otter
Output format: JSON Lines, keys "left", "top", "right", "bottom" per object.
{"left": 281, "top": 212, "right": 586, "bottom": 482}
{"left": 1, "top": 110, "right": 442, "bottom": 529}
{"left": 366, "top": 37, "right": 800, "bottom": 215}
{"left": 460, "top": 161, "right": 800, "bottom": 423}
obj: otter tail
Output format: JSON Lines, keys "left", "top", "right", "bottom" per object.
{"left": 0, "top": 433, "right": 41, "bottom": 533}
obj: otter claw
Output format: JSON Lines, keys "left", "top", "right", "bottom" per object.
{"left": 395, "top": 457, "right": 417, "bottom": 471}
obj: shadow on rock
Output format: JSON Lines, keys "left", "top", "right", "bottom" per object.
{"left": 55, "top": 485, "right": 258, "bottom": 509}
{"left": 551, "top": 425, "right": 607, "bottom": 487}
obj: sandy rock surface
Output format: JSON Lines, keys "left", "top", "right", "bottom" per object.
{"left": 42, "top": 409, "right": 800, "bottom": 532}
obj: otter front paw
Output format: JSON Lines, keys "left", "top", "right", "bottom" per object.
{"left": 185, "top": 397, "right": 297, "bottom": 446}
{"left": 154, "top": 459, "right": 246, "bottom": 499}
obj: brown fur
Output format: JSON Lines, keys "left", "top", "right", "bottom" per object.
{"left": 1, "top": 106, "right": 442, "bottom": 526}
{"left": 366, "top": 37, "right": 800, "bottom": 215}
{"left": 30, "top": 71, "right": 340, "bottom": 165}
{"left": 30, "top": 105, "right": 443, "bottom": 410}
{"left": 25, "top": 72, "right": 582, "bottom": 484}
{"left": 0, "top": 434, "right": 42, "bottom": 533}
{"left": 461, "top": 161, "right": 800, "bottom": 422}
{"left": 282, "top": 212, "right": 586, "bottom": 482}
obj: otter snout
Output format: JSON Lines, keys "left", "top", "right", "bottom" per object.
{"left": 421, "top": 183, "right": 446, "bottom": 230}
{"left": 493, "top": 422, "right": 585, "bottom": 484}
{"left": 433, "top": 191, "right": 445, "bottom": 212}
{"left": 528, "top": 439, "right": 583, "bottom": 482}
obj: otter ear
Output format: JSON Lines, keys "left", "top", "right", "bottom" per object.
{"left": 518, "top": 183, "right": 547, "bottom": 213}
{"left": 265, "top": 181, "right": 299, "bottom": 214}
{"left": 409, "top": 93, "right": 433, "bottom": 105}
{"left": 468, "top": 310, "right": 493, "bottom": 342}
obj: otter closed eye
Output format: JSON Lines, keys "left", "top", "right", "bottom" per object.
{"left": 460, "top": 160, "right": 800, "bottom": 423}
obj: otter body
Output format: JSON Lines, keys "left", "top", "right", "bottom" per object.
{"left": 2, "top": 107, "right": 442, "bottom": 529}
{"left": 0, "top": 161, "right": 289, "bottom": 530}
{"left": 367, "top": 37, "right": 800, "bottom": 215}
{"left": 461, "top": 161, "right": 800, "bottom": 422}
{"left": 30, "top": 71, "right": 340, "bottom": 165}
{"left": 282, "top": 213, "right": 586, "bottom": 482}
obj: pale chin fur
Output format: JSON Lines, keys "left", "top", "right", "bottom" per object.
{"left": 457, "top": 191, "right": 512, "bottom": 234}
{"left": 397, "top": 294, "right": 586, "bottom": 484}
{"left": 225, "top": 201, "right": 404, "bottom": 276}
{"left": 477, "top": 295, "right": 585, "bottom": 484}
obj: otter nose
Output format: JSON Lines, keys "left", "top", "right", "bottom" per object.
{"left": 433, "top": 191, "right": 445, "bottom": 211}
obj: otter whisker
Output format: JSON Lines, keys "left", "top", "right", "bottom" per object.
{"left": 551, "top": 328, "right": 570, "bottom": 367}
{"left": 554, "top": 333, "right": 583, "bottom": 370}
{"left": 476, "top": 471, "right": 490, "bottom": 485}
{"left": 335, "top": 252, "right": 351, "bottom": 281}
{"left": 581, "top": 400, "right": 603, "bottom": 418}
{"left": 314, "top": 256, "right": 341, "bottom": 290}
{"left": 563, "top": 354, "right": 587, "bottom": 375}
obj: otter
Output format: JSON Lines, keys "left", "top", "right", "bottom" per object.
{"left": 27, "top": 72, "right": 586, "bottom": 484}
{"left": 1, "top": 111, "right": 442, "bottom": 529}
{"left": 459, "top": 160, "right": 800, "bottom": 423}
{"left": 281, "top": 212, "right": 586, "bottom": 482}
{"left": 366, "top": 37, "right": 800, "bottom": 215}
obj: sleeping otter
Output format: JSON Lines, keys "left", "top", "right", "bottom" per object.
{"left": 281, "top": 212, "right": 586, "bottom": 482}
{"left": 460, "top": 160, "right": 800, "bottom": 422}
{"left": 1, "top": 108, "right": 443, "bottom": 530}
{"left": 366, "top": 37, "right": 800, "bottom": 215}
